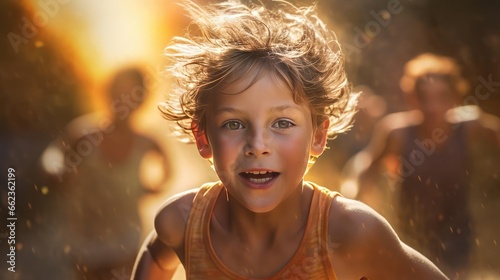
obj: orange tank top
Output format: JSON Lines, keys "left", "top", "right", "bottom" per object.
{"left": 184, "top": 181, "right": 339, "bottom": 279}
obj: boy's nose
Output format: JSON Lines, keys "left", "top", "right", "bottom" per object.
{"left": 244, "top": 129, "right": 271, "bottom": 158}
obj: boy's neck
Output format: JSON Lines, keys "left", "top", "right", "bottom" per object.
{"left": 213, "top": 182, "right": 313, "bottom": 248}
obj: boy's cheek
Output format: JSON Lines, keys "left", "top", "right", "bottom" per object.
{"left": 214, "top": 168, "right": 232, "bottom": 183}
{"left": 211, "top": 137, "right": 243, "bottom": 156}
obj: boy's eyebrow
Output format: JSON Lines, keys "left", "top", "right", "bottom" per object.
{"left": 214, "top": 105, "right": 303, "bottom": 116}
{"left": 271, "top": 104, "right": 303, "bottom": 113}
{"left": 214, "top": 107, "right": 243, "bottom": 116}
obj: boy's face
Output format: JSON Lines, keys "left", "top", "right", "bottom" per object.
{"left": 194, "top": 70, "right": 328, "bottom": 213}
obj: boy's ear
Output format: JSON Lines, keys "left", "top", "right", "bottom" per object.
{"left": 192, "top": 122, "right": 212, "bottom": 159}
{"left": 311, "top": 119, "right": 329, "bottom": 157}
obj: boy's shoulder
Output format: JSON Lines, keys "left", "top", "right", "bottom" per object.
{"left": 154, "top": 188, "right": 200, "bottom": 248}
{"left": 327, "top": 196, "right": 404, "bottom": 278}
{"left": 328, "top": 195, "right": 403, "bottom": 261}
{"left": 328, "top": 195, "right": 388, "bottom": 244}
{"left": 327, "top": 195, "right": 448, "bottom": 279}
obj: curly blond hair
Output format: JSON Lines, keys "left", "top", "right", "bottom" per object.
{"left": 160, "top": 0, "right": 358, "bottom": 143}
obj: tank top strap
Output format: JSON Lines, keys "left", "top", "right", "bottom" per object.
{"left": 305, "top": 181, "right": 341, "bottom": 279}
{"left": 184, "top": 181, "right": 224, "bottom": 277}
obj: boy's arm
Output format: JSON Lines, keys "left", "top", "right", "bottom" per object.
{"left": 329, "top": 196, "right": 449, "bottom": 280}
{"left": 132, "top": 190, "right": 197, "bottom": 280}
{"left": 132, "top": 231, "right": 179, "bottom": 280}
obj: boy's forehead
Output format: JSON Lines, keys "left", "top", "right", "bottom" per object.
{"left": 206, "top": 72, "right": 310, "bottom": 117}
{"left": 220, "top": 68, "right": 289, "bottom": 95}
{"left": 220, "top": 72, "right": 258, "bottom": 95}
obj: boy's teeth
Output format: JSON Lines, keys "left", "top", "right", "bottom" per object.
{"left": 245, "top": 171, "right": 270, "bottom": 174}
{"left": 241, "top": 171, "right": 277, "bottom": 184}
{"left": 249, "top": 177, "right": 273, "bottom": 183}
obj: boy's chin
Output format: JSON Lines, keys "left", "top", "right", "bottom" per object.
{"left": 238, "top": 196, "right": 286, "bottom": 214}
{"left": 244, "top": 204, "right": 280, "bottom": 214}
{"left": 224, "top": 192, "right": 279, "bottom": 213}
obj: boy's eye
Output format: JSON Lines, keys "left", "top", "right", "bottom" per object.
{"left": 272, "top": 120, "right": 294, "bottom": 129}
{"left": 222, "top": 121, "right": 244, "bottom": 130}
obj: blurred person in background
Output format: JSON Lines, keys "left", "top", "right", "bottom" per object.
{"left": 1, "top": 0, "right": 88, "bottom": 279}
{"left": 41, "top": 66, "right": 171, "bottom": 279}
{"left": 341, "top": 53, "right": 500, "bottom": 279}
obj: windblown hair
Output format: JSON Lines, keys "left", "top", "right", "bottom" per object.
{"left": 400, "top": 53, "right": 470, "bottom": 97}
{"left": 160, "top": 0, "right": 358, "bottom": 143}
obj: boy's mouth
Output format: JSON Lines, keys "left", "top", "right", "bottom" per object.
{"left": 239, "top": 171, "right": 280, "bottom": 184}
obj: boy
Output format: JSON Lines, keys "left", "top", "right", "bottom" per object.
{"left": 133, "top": 1, "right": 448, "bottom": 279}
